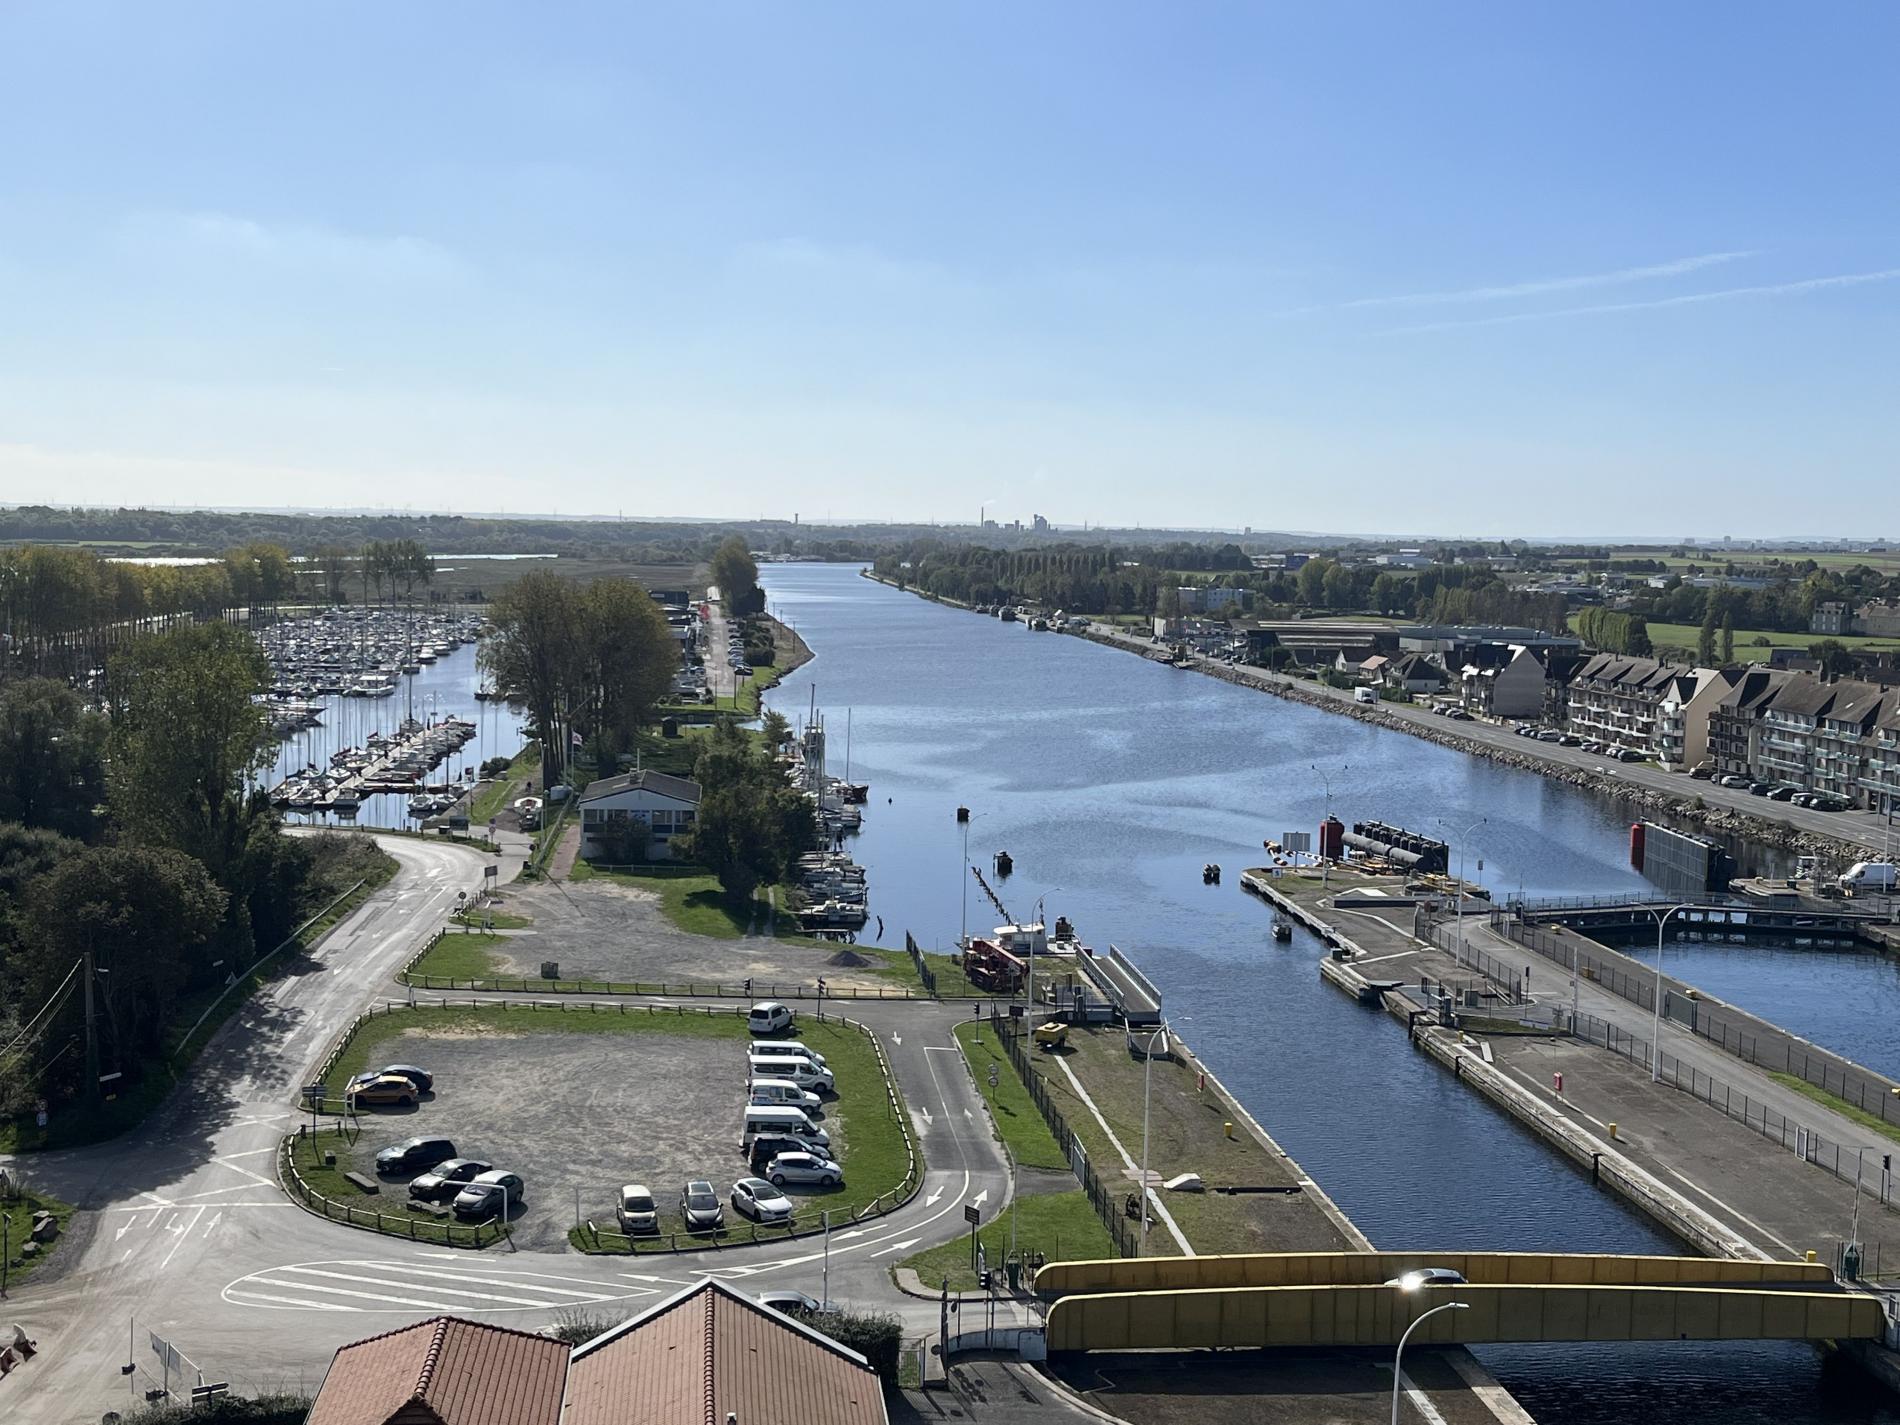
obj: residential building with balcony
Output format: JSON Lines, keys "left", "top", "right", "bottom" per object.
{"left": 1813, "top": 682, "right": 1894, "bottom": 804}
{"left": 1564, "top": 653, "right": 1689, "bottom": 756}
{"left": 1865, "top": 701, "right": 1900, "bottom": 817}
{"left": 1706, "top": 669, "right": 1793, "bottom": 780}
{"left": 1754, "top": 678, "right": 1840, "bottom": 791}
{"left": 1654, "top": 667, "right": 1743, "bottom": 771}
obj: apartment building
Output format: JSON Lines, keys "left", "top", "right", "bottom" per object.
{"left": 1865, "top": 702, "right": 1900, "bottom": 817}
{"left": 1755, "top": 678, "right": 1839, "bottom": 789}
{"left": 1654, "top": 667, "right": 1742, "bottom": 771}
{"left": 1813, "top": 683, "right": 1894, "bottom": 804}
{"left": 1565, "top": 653, "right": 1689, "bottom": 756}
{"left": 1707, "top": 669, "right": 1792, "bottom": 780}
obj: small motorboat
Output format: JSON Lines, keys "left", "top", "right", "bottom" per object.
{"left": 1272, "top": 916, "right": 1294, "bottom": 943}
{"left": 1202, "top": 863, "right": 1221, "bottom": 885}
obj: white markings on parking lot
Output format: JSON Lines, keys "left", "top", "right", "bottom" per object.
{"left": 223, "top": 1258, "right": 660, "bottom": 1313}
{"left": 159, "top": 1205, "right": 208, "bottom": 1270}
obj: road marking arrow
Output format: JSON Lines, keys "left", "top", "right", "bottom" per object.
{"left": 831, "top": 1229, "right": 869, "bottom": 1242}
{"left": 971, "top": 1189, "right": 989, "bottom": 1207}
{"left": 871, "top": 1238, "right": 921, "bottom": 1258}
{"left": 964, "top": 1108, "right": 974, "bottom": 1120}
{"left": 891, "top": 1033, "right": 902, "bottom": 1045}
{"left": 617, "top": 1273, "right": 687, "bottom": 1285}
{"left": 914, "top": 1106, "right": 933, "bottom": 1131}
{"left": 925, "top": 1188, "right": 944, "bottom": 1207}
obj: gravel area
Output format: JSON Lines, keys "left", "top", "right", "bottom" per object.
{"left": 487, "top": 877, "right": 905, "bottom": 994}
{"left": 345, "top": 1026, "right": 747, "bottom": 1250}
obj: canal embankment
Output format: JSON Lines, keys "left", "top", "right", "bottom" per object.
{"left": 1245, "top": 867, "right": 1900, "bottom": 1389}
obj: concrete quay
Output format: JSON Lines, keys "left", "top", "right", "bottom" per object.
{"left": 1249, "top": 866, "right": 1900, "bottom": 1392}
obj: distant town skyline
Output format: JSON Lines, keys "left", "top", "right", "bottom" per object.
{"left": 2, "top": 5, "right": 1895, "bottom": 537}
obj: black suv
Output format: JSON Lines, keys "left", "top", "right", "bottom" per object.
{"left": 376, "top": 1136, "right": 456, "bottom": 1175}
{"left": 747, "top": 1132, "right": 811, "bottom": 1174}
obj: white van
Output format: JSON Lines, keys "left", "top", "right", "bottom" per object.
{"left": 1353, "top": 687, "right": 1377, "bottom": 705}
{"left": 742, "top": 1105, "right": 830, "bottom": 1151}
{"left": 745, "top": 1044, "right": 831, "bottom": 1082}
{"left": 747, "top": 1002, "right": 794, "bottom": 1036}
{"left": 748, "top": 1078, "right": 823, "bottom": 1113}
{"left": 749, "top": 1055, "right": 835, "bottom": 1094}
{"left": 759, "top": 1039, "right": 828, "bottom": 1069}
{"left": 1841, "top": 861, "right": 1898, "bottom": 893}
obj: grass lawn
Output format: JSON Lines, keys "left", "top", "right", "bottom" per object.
{"left": 897, "top": 1190, "right": 1112, "bottom": 1292}
{"left": 1770, "top": 1072, "right": 1900, "bottom": 1147}
{"left": 470, "top": 743, "right": 539, "bottom": 825}
{"left": 1010, "top": 1026, "right": 1331, "bottom": 1258}
{"left": 0, "top": 846, "right": 399, "bottom": 1153}
{"left": 299, "top": 1004, "right": 915, "bottom": 1251}
{"left": 1571, "top": 617, "right": 1900, "bottom": 664}
{"left": 0, "top": 1184, "right": 79, "bottom": 1288}
{"left": 452, "top": 907, "right": 533, "bottom": 930}
{"left": 408, "top": 931, "right": 509, "bottom": 981}
{"left": 954, "top": 1021, "right": 1069, "bottom": 1171}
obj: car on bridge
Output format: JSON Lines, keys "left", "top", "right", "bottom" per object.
{"left": 1386, "top": 1267, "right": 1466, "bottom": 1290}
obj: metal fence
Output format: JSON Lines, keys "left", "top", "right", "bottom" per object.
{"left": 1416, "top": 911, "right": 1528, "bottom": 1005}
{"left": 990, "top": 1012, "right": 1138, "bottom": 1259}
{"left": 1495, "top": 913, "right": 1900, "bottom": 1133}
{"left": 1563, "top": 1009, "right": 1898, "bottom": 1208}
{"left": 907, "top": 932, "right": 938, "bottom": 995}
{"left": 278, "top": 1135, "right": 507, "bottom": 1249}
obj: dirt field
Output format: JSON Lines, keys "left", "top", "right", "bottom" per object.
{"left": 343, "top": 1025, "right": 745, "bottom": 1250}
{"left": 489, "top": 877, "right": 902, "bottom": 993}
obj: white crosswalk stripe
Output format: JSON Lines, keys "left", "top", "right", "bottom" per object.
{"left": 223, "top": 1257, "right": 658, "bottom": 1314}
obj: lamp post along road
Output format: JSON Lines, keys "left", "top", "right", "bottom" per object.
{"left": 1391, "top": 1300, "right": 1469, "bottom": 1425}
{"left": 1437, "top": 817, "right": 1486, "bottom": 957}
{"left": 1646, "top": 903, "right": 1695, "bottom": 1083}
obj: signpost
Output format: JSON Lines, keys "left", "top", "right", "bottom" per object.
{"left": 965, "top": 1202, "right": 981, "bottom": 1271}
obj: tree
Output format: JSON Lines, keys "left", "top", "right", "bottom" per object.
{"left": 0, "top": 677, "right": 107, "bottom": 839}
{"left": 1697, "top": 603, "right": 1718, "bottom": 664}
{"left": 481, "top": 571, "right": 580, "bottom": 783}
{"left": 107, "top": 623, "right": 273, "bottom": 881}
{"left": 710, "top": 536, "right": 762, "bottom": 615}
{"left": 313, "top": 545, "right": 351, "bottom": 604}
{"left": 678, "top": 721, "right": 815, "bottom": 899}
{"left": 568, "top": 578, "right": 677, "bottom": 755}
{"left": 1720, "top": 613, "right": 1735, "bottom": 664}
{"left": 20, "top": 845, "right": 225, "bottom": 1094}
{"left": 1809, "top": 640, "right": 1857, "bottom": 679}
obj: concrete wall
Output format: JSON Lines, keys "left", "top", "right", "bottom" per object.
{"left": 1045, "top": 1283, "right": 1883, "bottom": 1351}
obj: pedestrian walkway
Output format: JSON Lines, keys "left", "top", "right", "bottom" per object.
{"left": 1047, "top": 1054, "right": 1193, "bottom": 1256}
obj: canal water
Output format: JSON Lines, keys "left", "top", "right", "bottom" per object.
{"left": 260, "top": 642, "right": 528, "bottom": 829}
{"left": 761, "top": 563, "right": 1898, "bottom": 1425}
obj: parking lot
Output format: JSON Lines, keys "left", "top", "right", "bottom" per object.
{"left": 480, "top": 877, "right": 905, "bottom": 993}
{"left": 341, "top": 1025, "right": 744, "bottom": 1250}
{"left": 317, "top": 1004, "right": 904, "bottom": 1254}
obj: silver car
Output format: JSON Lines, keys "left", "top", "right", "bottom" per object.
{"left": 766, "top": 1151, "right": 843, "bottom": 1188}
{"left": 730, "top": 1177, "right": 794, "bottom": 1223}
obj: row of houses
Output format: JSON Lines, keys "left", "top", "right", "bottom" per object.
{"left": 1565, "top": 654, "right": 1900, "bottom": 812}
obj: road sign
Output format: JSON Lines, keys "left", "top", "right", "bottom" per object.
{"left": 1282, "top": 831, "right": 1311, "bottom": 853}
{"left": 484, "top": 865, "right": 499, "bottom": 881}
{"left": 987, "top": 1064, "right": 999, "bottom": 1089}
{"left": 963, "top": 1204, "right": 981, "bottom": 1225}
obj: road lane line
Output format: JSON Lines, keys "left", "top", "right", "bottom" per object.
{"left": 160, "top": 1205, "right": 207, "bottom": 1270}
{"left": 360, "top": 1263, "right": 621, "bottom": 1298}
{"left": 224, "top": 1290, "right": 355, "bottom": 1312}
{"left": 269, "top": 1268, "right": 565, "bottom": 1309}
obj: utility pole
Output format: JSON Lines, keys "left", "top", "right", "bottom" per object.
{"left": 83, "top": 944, "right": 100, "bottom": 1099}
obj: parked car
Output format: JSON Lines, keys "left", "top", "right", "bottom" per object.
{"left": 1386, "top": 1267, "right": 1467, "bottom": 1289}
{"left": 747, "top": 1132, "right": 814, "bottom": 1174}
{"left": 1767, "top": 786, "right": 1796, "bottom": 801}
{"left": 408, "top": 1158, "right": 491, "bottom": 1203}
{"left": 747, "top": 1002, "right": 794, "bottom": 1036}
{"left": 1792, "top": 792, "right": 1819, "bottom": 808}
{"left": 378, "top": 1064, "right": 434, "bottom": 1094}
{"left": 348, "top": 1074, "right": 420, "bottom": 1108}
{"left": 1690, "top": 765, "right": 1713, "bottom": 780}
{"left": 1535, "top": 729, "right": 1563, "bottom": 743}
{"left": 766, "top": 1151, "right": 843, "bottom": 1188}
{"left": 1719, "top": 774, "right": 1751, "bottom": 789}
{"left": 1557, "top": 735, "right": 1582, "bottom": 747}
{"left": 730, "top": 1177, "right": 795, "bottom": 1223}
{"left": 1748, "top": 781, "right": 1771, "bottom": 796}
{"left": 755, "top": 1040, "right": 828, "bottom": 1069}
{"left": 681, "top": 1180, "right": 725, "bottom": 1233}
{"left": 451, "top": 1170, "right": 525, "bottom": 1221}
{"left": 376, "top": 1136, "right": 456, "bottom": 1175}
{"left": 748, "top": 1078, "right": 823, "bottom": 1113}
{"left": 1615, "top": 748, "right": 1644, "bottom": 763}
{"left": 615, "top": 1183, "right": 659, "bottom": 1235}
{"left": 757, "top": 1290, "right": 832, "bottom": 1317}
{"left": 1513, "top": 724, "right": 1536, "bottom": 737}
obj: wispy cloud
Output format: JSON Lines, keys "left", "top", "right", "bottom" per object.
{"left": 1338, "top": 251, "right": 1755, "bottom": 311}
{"left": 117, "top": 211, "right": 469, "bottom": 283}
{"left": 1386, "top": 267, "right": 1900, "bottom": 335}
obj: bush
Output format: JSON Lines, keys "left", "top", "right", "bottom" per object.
{"left": 786, "top": 1306, "right": 903, "bottom": 1383}
{"left": 122, "top": 1393, "right": 310, "bottom": 1425}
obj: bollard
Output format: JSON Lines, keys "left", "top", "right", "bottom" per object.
{"left": 1806, "top": 1248, "right": 1817, "bottom": 1263}
{"left": 1608, "top": 1122, "right": 1617, "bottom": 1141}
{"left": 1224, "top": 1121, "right": 1234, "bottom": 1140}
{"left": 1553, "top": 1072, "right": 1563, "bottom": 1094}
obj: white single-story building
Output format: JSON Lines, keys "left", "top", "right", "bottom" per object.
{"left": 577, "top": 769, "right": 701, "bottom": 862}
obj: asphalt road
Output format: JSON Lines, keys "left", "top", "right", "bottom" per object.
{"left": 2, "top": 838, "right": 1013, "bottom": 1418}
{"left": 1091, "top": 625, "right": 1897, "bottom": 856}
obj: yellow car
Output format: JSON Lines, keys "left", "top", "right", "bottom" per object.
{"left": 348, "top": 1074, "right": 419, "bottom": 1108}
{"left": 1033, "top": 1022, "right": 1068, "bottom": 1050}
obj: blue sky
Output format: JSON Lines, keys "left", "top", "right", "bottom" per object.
{"left": 2, "top": 3, "right": 1895, "bottom": 538}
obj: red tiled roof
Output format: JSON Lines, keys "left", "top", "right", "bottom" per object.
{"left": 566, "top": 1279, "right": 886, "bottom": 1425}
{"left": 307, "top": 1317, "right": 570, "bottom": 1425}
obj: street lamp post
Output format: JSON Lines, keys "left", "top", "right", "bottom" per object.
{"left": 1135, "top": 1017, "right": 1187, "bottom": 1256}
{"left": 1391, "top": 1300, "right": 1469, "bottom": 1425}
{"left": 1644, "top": 903, "right": 1696, "bottom": 1083}
{"left": 1436, "top": 817, "right": 1486, "bottom": 958}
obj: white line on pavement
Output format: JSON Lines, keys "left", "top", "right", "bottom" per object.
{"left": 271, "top": 1267, "right": 569, "bottom": 1309}
{"left": 160, "top": 1205, "right": 207, "bottom": 1271}
{"left": 225, "top": 1290, "right": 355, "bottom": 1312}
{"left": 363, "top": 1262, "right": 625, "bottom": 1298}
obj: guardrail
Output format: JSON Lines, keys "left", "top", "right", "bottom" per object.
{"left": 277, "top": 1135, "right": 508, "bottom": 1249}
